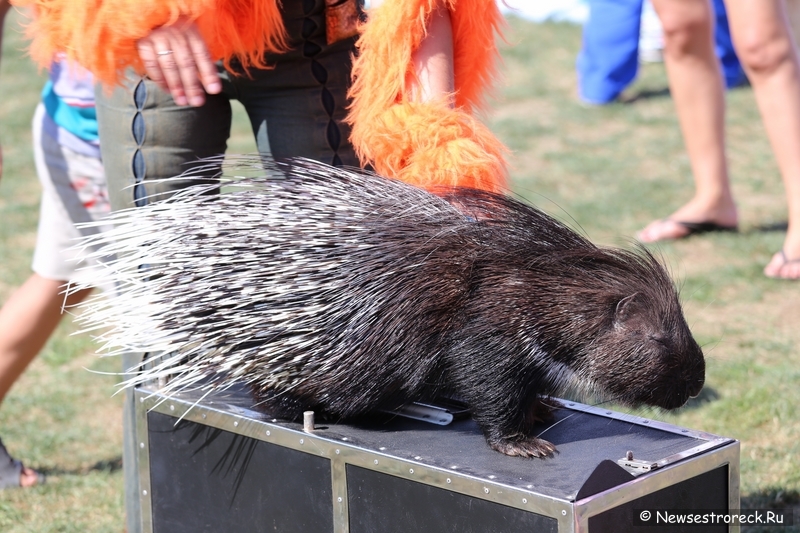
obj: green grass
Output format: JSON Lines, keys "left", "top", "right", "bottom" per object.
{"left": 0, "top": 8, "right": 255, "bottom": 531}
{"left": 493, "top": 18, "right": 800, "bottom": 530}
{"left": 2, "top": 10, "right": 799, "bottom": 532}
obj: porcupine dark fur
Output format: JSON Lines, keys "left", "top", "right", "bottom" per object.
{"left": 74, "top": 156, "right": 705, "bottom": 458}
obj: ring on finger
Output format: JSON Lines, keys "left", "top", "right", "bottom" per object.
{"left": 156, "top": 50, "right": 174, "bottom": 56}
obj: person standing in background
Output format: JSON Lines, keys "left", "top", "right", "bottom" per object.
{"left": 13, "top": 1, "right": 507, "bottom": 528}
{"left": 577, "top": 0, "right": 745, "bottom": 105}
{"left": 637, "top": 0, "right": 800, "bottom": 280}
{"left": 0, "top": 0, "right": 109, "bottom": 489}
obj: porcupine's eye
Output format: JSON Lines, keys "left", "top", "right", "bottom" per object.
{"left": 648, "top": 335, "right": 669, "bottom": 348}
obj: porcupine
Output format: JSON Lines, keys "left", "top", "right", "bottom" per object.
{"left": 73, "top": 156, "right": 705, "bottom": 458}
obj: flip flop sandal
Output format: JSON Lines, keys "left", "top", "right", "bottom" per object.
{"left": 639, "top": 219, "right": 738, "bottom": 243}
{"left": 765, "top": 250, "right": 800, "bottom": 280}
{"left": 0, "top": 437, "right": 45, "bottom": 489}
{"left": 672, "top": 220, "right": 739, "bottom": 236}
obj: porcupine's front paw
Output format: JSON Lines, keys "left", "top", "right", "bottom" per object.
{"left": 487, "top": 436, "right": 557, "bottom": 458}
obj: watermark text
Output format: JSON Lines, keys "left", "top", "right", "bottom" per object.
{"left": 635, "top": 509, "right": 794, "bottom": 527}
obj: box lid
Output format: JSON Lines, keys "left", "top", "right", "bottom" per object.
{"left": 146, "top": 386, "right": 734, "bottom": 502}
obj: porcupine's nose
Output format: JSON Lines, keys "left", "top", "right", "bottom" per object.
{"left": 687, "top": 376, "right": 704, "bottom": 398}
{"left": 686, "top": 357, "right": 705, "bottom": 398}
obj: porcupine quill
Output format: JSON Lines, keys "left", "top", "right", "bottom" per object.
{"left": 71, "top": 156, "right": 705, "bottom": 458}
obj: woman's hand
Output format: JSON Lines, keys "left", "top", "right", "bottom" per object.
{"left": 136, "top": 18, "right": 222, "bottom": 107}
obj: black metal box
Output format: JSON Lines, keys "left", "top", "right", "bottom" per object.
{"left": 135, "top": 387, "right": 739, "bottom": 532}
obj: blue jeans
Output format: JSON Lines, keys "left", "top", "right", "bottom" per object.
{"left": 96, "top": 0, "right": 359, "bottom": 211}
{"left": 577, "top": 0, "right": 745, "bottom": 104}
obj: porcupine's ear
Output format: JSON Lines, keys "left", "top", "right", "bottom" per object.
{"left": 614, "top": 293, "right": 642, "bottom": 325}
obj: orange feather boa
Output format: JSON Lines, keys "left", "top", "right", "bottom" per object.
{"left": 348, "top": 0, "right": 507, "bottom": 192}
{"left": 13, "top": 0, "right": 507, "bottom": 192}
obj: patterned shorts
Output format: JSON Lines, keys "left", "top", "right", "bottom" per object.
{"left": 31, "top": 103, "right": 111, "bottom": 285}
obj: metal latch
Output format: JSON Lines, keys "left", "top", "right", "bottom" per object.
{"left": 618, "top": 450, "right": 659, "bottom": 474}
{"left": 383, "top": 397, "right": 471, "bottom": 426}
{"left": 384, "top": 402, "right": 454, "bottom": 425}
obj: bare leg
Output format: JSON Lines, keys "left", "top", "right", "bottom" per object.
{"left": 0, "top": 274, "right": 92, "bottom": 487}
{"left": 726, "top": 0, "right": 800, "bottom": 278}
{"left": 0, "top": 274, "right": 92, "bottom": 402}
{"left": 638, "top": 0, "right": 738, "bottom": 242}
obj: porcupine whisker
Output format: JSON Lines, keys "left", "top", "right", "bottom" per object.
{"left": 700, "top": 338, "right": 721, "bottom": 353}
{"left": 596, "top": 397, "right": 661, "bottom": 433}
{"left": 534, "top": 411, "right": 580, "bottom": 440}
{"left": 535, "top": 395, "right": 621, "bottom": 441}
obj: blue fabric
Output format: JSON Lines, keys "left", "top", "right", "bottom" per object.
{"left": 577, "top": 0, "right": 745, "bottom": 105}
{"left": 577, "top": 0, "right": 643, "bottom": 104}
{"left": 41, "top": 80, "right": 99, "bottom": 142}
{"left": 713, "top": 0, "right": 747, "bottom": 89}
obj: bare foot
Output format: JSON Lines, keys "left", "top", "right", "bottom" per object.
{"left": 637, "top": 218, "right": 738, "bottom": 243}
{"left": 637, "top": 200, "right": 738, "bottom": 243}
{"left": 638, "top": 219, "right": 695, "bottom": 242}
{"left": 764, "top": 250, "right": 800, "bottom": 280}
{"left": 19, "top": 466, "right": 42, "bottom": 488}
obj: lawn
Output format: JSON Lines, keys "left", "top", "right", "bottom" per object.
{"left": 493, "top": 18, "right": 800, "bottom": 530}
{"left": 1, "top": 9, "right": 798, "bottom": 532}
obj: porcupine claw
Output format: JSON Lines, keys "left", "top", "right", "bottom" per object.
{"left": 488, "top": 436, "right": 558, "bottom": 458}
{"left": 479, "top": 398, "right": 562, "bottom": 457}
